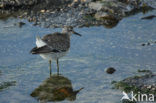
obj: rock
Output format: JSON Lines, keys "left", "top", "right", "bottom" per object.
{"left": 89, "top": 2, "right": 103, "bottom": 11}
{"left": 0, "top": 4, "right": 4, "bottom": 8}
{"left": 147, "top": 85, "right": 152, "bottom": 89}
{"left": 151, "top": 87, "right": 156, "bottom": 91}
{"left": 105, "top": 67, "right": 116, "bottom": 74}
{"left": 113, "top": 73, "right": 156, "bottom": 94}
{"left": 141, "top": 15, "right": 156, "bottom": 20}
{"left": 147, "top": 42, "right": 150, "bottom": 45}
{"left": 0, "top": 0, "right": 155, "bottom": 28}
{"left": 141, "top": 41, "right": 156, "bottom": 46}
{"left": 81, "top": 0, "right": 92, "bottom": 2}
{"left": 94, "top": 12, "right": 110, "bottom": 20}
{"left": 15, "top": 21, "right": 26, "bottom": 28}
{"left": 0, "top": 0, "right": 38, "bottom": 7}
{"left": 40, "top": 9, "right": 46, "bottom": 13}
{"left": 141, "top": 43, "right": 146, "bottom": 46}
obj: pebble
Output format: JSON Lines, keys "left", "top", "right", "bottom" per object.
{"left": 105, "top": 67, "right": 116, "bottom": 74}
{"left": 147, "top": 85, "right": 152, "bottom": 89}
{"left": 0, "top": 4, "right": 4, "bottom": 8}
{"left": 141, "top": 43, "right": 145, "bottom": 46}
{"left": 40, "top": 10, "right": 46, "bottom": 13}
{"left": 147, "top": 42, "right": 150, "bottom": 45}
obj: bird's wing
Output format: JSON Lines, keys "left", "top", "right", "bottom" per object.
{"left": 30, "top": 46, "right": 60, "bottom": 54}
{"left": 42, "top": 33, "right": 70, "bottom": 51}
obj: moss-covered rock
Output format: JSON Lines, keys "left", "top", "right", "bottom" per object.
{"left": 112, "top": 73, "right": 156, "bottom": 97}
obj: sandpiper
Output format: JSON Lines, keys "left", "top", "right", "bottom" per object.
{"left": 30, "top": 26, "right": 81, "bottom": 75}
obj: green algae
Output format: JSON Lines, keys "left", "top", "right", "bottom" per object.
{"left": 0, "top": 81, "right": 16, "bottom": 91}
{"left": 112, "top": 74, "right": 156, "bottom": 95}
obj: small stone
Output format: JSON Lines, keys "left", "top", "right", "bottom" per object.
{"left": 151, "top": 88, "right": 155, "bottom": 91}
{"left": 74, "top": 0, "right": 78, "bottom": 2}
{"left": 0, "top": 4, "right": 4, "bottom": 8}
{"left": 147, "top": 42, "right": 150, "bottom": 45}
{"left": 18, "top": 22, "right": 26, "bottom": 27}
{"left": 105, "top": 67, "right": 116, "bottom": 74}
{"left": 141, "top": 43, "right": 145, "bottom": 46}
{"left": 14, "top": 22, "right": 25, "bottom": 28}
{"left": 40, "top": 10, "right": 45, "bottom": 13}
{"left": 147, "top": 85, "right": 152, "bottom": 89}
{"left": 81, "top": 0, "right": 92, "bottom": 2}
{"left": 141, "top": 15, "right": 156, "bottom": 20}
{"left": 46, "top": 10, "right": 50, "bottom": 13}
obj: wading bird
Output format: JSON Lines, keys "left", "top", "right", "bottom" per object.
{"left": 30, "top": 26, "right": 81, "bottom": 75}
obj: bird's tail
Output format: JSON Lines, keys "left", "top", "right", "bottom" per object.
{"left": 30, "top": 47, "right": 38, "bottom": 54}
{"left": 36, "top": 36, "right": 46, "bottom": 47}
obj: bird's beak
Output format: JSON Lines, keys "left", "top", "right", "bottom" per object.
{"left": 72, "top": 31, "right": 82, "bottom": 36}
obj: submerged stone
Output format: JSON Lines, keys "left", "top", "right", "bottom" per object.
{"left": 105, "top": 67, "right": 116, "bottom": 74}
{"left": 0, "top": 81, "right": 16, "bottom": 91}
{"left": 141, "top": 43, "right": 145, "bottom": 46}
{"left": 14, "top": 21, "right": 26, "bottom": 28}
{"left": 141, "top": 15, "right": 156, "bottom": 20}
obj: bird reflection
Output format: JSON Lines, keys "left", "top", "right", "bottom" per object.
{"left": 31, "top": 74, "right": 83, "bottom": 102}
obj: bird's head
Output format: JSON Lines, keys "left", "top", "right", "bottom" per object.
{"left": 62, "top": 26, "right": 81, "bottom": 36}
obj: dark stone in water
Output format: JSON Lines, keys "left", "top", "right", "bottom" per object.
{"left": 106, "top": 67, "right": 116, "bottom": 74}
{"left": 141, "top": 43, "right": 146, "bottom": 46}
{"left": 147, "top": 42, "right": 150, "bottom": 45}
{"left": 14, "top": 21, "right": 26, "bottom": 28}
{"left": 141, "top": 15, "right": 156, "bottom": 20}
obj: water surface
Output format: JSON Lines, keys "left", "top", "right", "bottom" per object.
{"left": 0, "top": 10, "right": 156, "bottom": 103}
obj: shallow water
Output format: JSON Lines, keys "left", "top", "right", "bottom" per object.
{"left": 0, "top": 10, "right": 156, "bottom": 103}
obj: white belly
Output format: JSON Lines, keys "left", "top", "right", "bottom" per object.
{"left": 39, "top": 51, "right": 68, "bottom": 60}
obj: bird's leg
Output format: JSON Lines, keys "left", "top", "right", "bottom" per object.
{"left": 49, "top": 60, "right": 52, "bottom": 76}
{"left": 57, "top": 59, "right": 59, "bottom": 75}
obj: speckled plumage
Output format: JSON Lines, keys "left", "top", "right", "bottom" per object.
{"left": 42, "top": 32, "right": 70, "bottom": 52}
